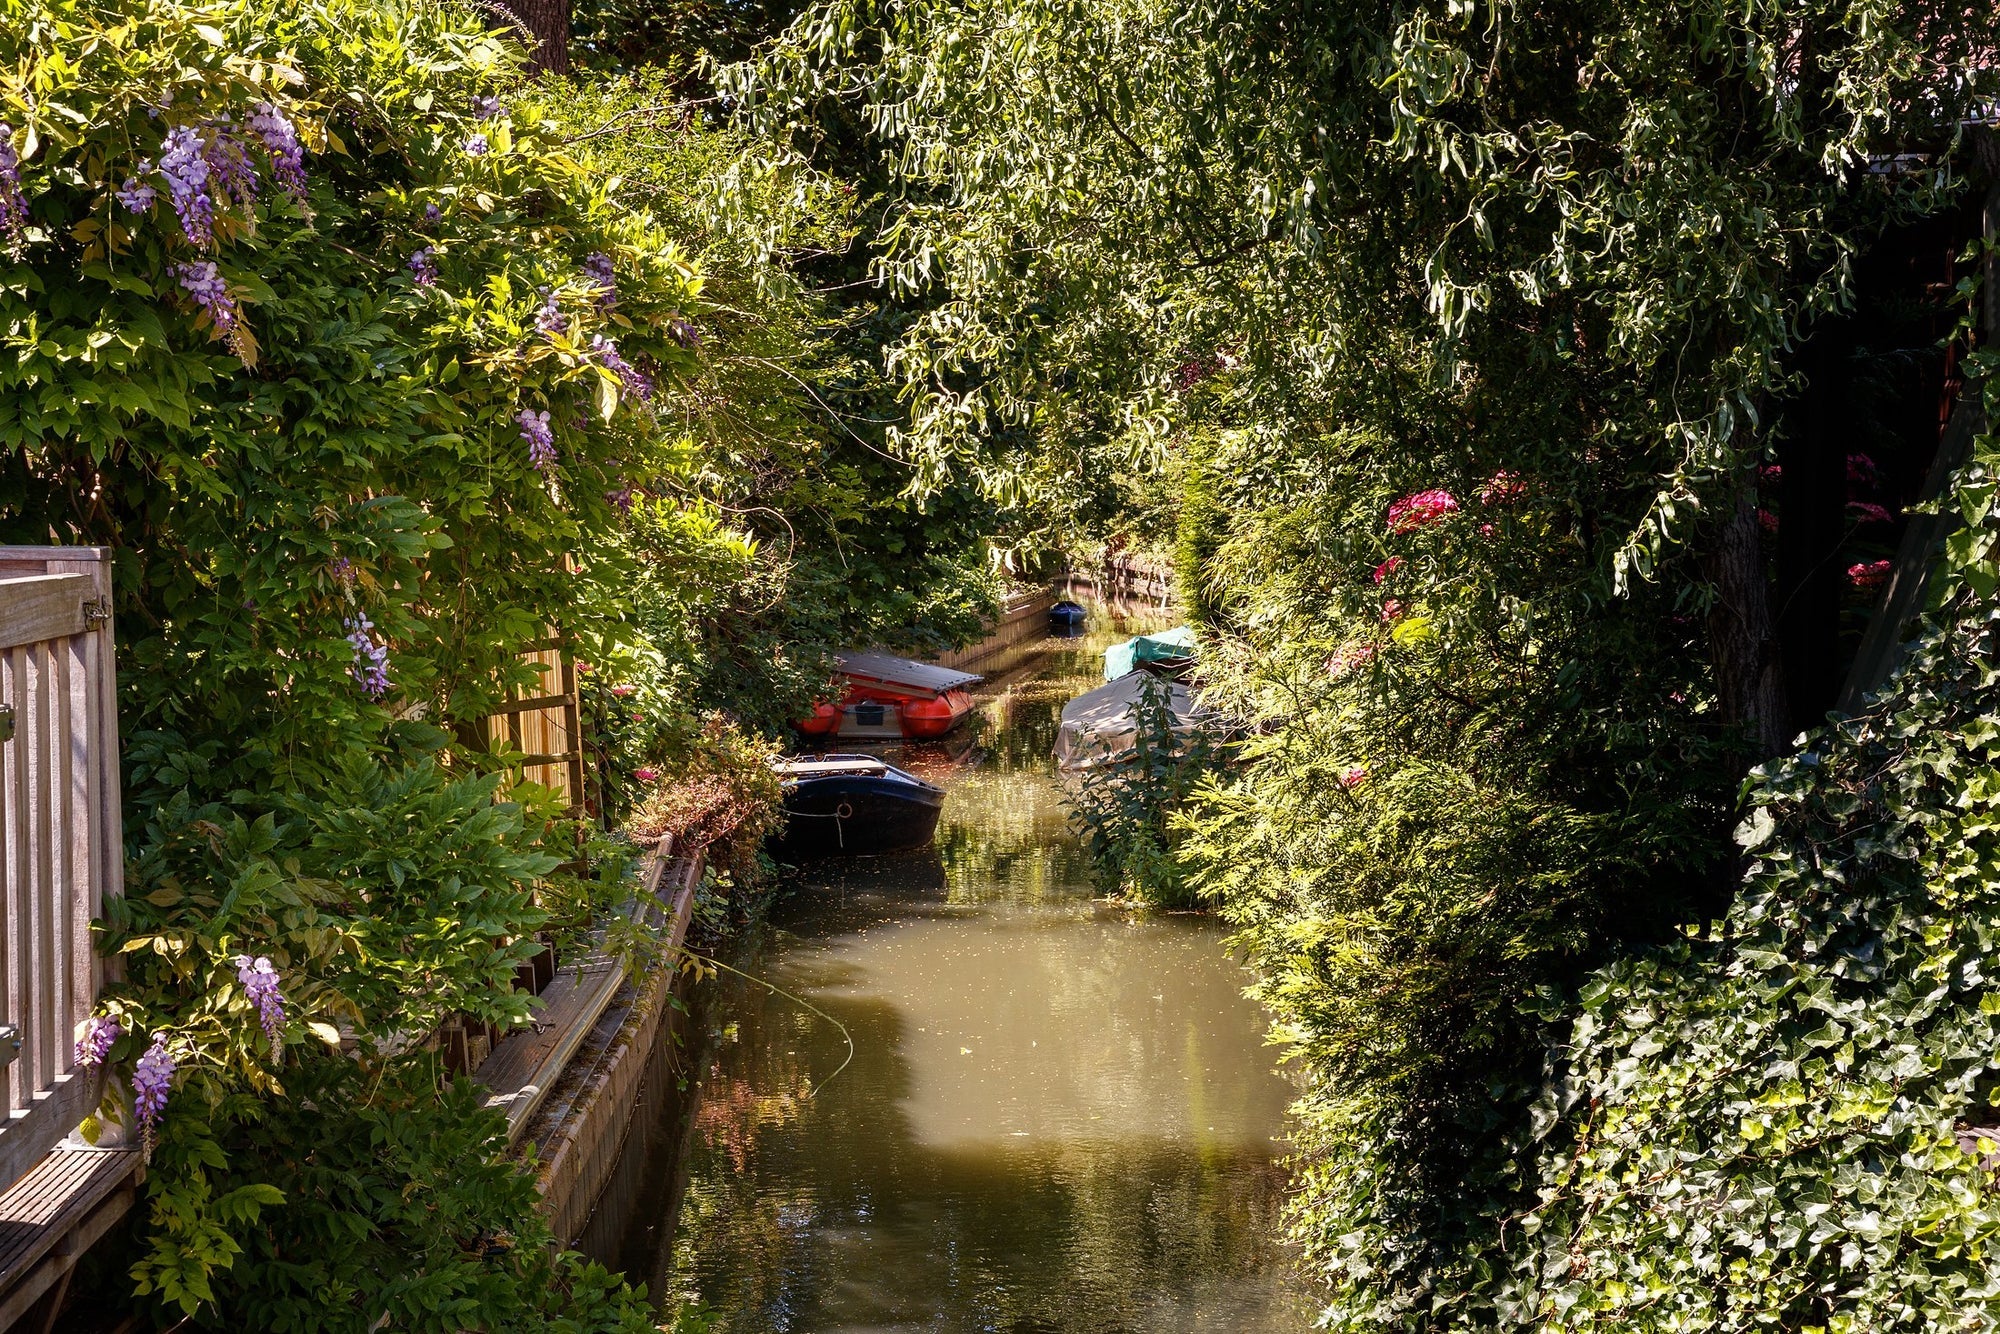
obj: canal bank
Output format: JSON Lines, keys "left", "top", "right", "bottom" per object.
{"left": 603, "top": 603, "right": 1311, "bottom": 1332}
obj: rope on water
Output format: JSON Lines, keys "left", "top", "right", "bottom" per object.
{"left": 675, "top": 946, "right": 856, "bottom": 1099}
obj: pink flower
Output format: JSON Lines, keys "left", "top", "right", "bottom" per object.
{"left": 1385, "top": 489, "right": 1459, "bottom": 535}
{"left": 1476, "top": 471, "right": 1524, "bottom": 505}
{"left": 1847, "top": 559, "right": 1892, "bottom": 592}
{"left": 1847, "top": 453, "right": 1878, "bottom": 485}
{"left": 1760, "top": 464, "right": 1783, "bottom": 484}
{"left": 609, "top": 684, "right": 634, "bottom": 697}
{"left": 1381, "top": 599, "right": 1405, "bottom": 622}
{"left": 1478, "top": 522, "right": 1496, "bottom": 538}
{"left": 633, "top": 767, "right": 659, "bottom": 783}
{"left": 1847, "top": 501, "right": 1894, "bottom": 525}
{"left": 1372, "top": 557, "right": 1402, "bottom": 585}
{"left": 1758, "top": 508, "right": 1779, "bottom": 534}
{"left": 1326, "top": 643, "right": 1378, "bottom": 678}
{"left": 1338, "top": 764, "right": 1368, "bottom": 790}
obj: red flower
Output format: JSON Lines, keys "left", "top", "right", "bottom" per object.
{"left": 1847, "top": 501, "right": 1894, "bottom": 526}
{"left": 1847, "top": 559, "right": 1892, "bottom": 592}
{"left": 1381, "top": 599, "right": 1405, "bottom": 622}
{"left": 1477, "top": 471, "right": 1525, "bottom": 505}
{"left": 1758, "top": 508, "right": 1779, "bottom": 534}
{"left": 1372, "top": 556, "right": 1402, "bottom": 584}
{"left": 1327, "top": 643, "right": 1379, "bottom": 677}
{"left": 1338, "top": 765, "right": 1368, "bottom": 790}
{"left": 634, "top": 767, "right": 660, "bottom": 783}
{"left": 1385, "top": 489, "right": 1459, "bottom": 535}
{"left": 1760, "top": 464, "right": 1783, "bottom": 484}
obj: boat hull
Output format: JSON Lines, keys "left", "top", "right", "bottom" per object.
{"left": 771, "top": 766, "right": 948, "bottom": 858}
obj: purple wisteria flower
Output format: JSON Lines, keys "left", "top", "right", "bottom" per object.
{"left": 474, "top": 95, "right": 505, "bottom": 121}
{"left": 246, "top": 101, "right": 306, "bottom": 199}
{"left": 117, "top": 161, "right": 157, "bottom": 212}
{"left": 235, "top": 955, "right": 285, "bottom": 1041}
{"left": 604, "top": 487, "right": 635, "bottom": 514}
{"left": 534, "top": 287, "right": 564, "bottom": 336}
{"left": 667, "top": 314, "right": 702, "bottom": 349}
{"left": 423, "top": 202, "right": 441, "bottom": 225}
{"left": 517, "top": 408, "right": 555, "bottom": 470}
{"left": 201, "top": 120, "right": 259, "bottom": 211}
{"left": 407, "top": 246, "right": 437, "bottom": 287}
{"left": 131, "top": 1034, "right": 174, "bottom": 1131}
{"left": 464, "top": 133, "right": 489, "bottom": 157}
{"left": 329, "top": 556, "right": 355, "bottom": 585}
{"left": 0, "top": 124, "right": 27, "bottom": 249}
{"left": 175, "top": 260, "right": 248, "bottom": 358}
{"left": 343, "top": 614, "right": 390, "bottom": 697}
{"left": 590, "top": 334, "right": 653, "bottom": 401}
{"left": 583, "top": 252, "right": 615, "bottom": 309}
{"left": 159, "top": 125, "right": 215, "bottom": 247}
{"left": 74, "top": 1015, "right": 120, "bottom": 1068}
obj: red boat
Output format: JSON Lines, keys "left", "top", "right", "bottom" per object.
{"left": 797, "top": 652, "right": 985, "bottom": 741}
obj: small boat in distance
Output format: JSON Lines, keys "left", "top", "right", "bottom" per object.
{"left": 796, "top": 652, "right": 984, "bottom": 741}
{"left": 768, "top": 754, "right": 948, "bottom": 858}
{"left": 1103, "top": 626, "right": 1196, "bottom": 681}
{"left": 1048, "top": 600, "right": 1088, "bottom": 635}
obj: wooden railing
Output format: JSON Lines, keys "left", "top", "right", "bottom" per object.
{"left": 0, "top": 548, "right": 122, "bottom": 1192}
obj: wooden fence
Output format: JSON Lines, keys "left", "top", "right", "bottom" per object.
{"left": 0, "top": 548, "right": 122, "bottom": 1192}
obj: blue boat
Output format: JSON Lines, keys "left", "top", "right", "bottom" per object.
{"left": 768, "top": 754, "right": 947, "bottom": 858}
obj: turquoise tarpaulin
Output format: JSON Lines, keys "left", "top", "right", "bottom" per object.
{"left": 1103, "top": 625, "right": 1196, "bottom": 681}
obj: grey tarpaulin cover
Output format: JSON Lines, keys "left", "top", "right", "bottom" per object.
{"left": 1054, "top": 671, "right": 1221, "bottom": 772}
{"left": 834, "top": 651, "right": 984, "bottom": 698}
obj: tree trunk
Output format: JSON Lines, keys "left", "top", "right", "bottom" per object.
{"left": 1774, "top": 325, "right": 1851, "bottom": 729}
{"left": 491, "top": 0, "right": 569, "bottom": 75}
{"left": 1706, "top": 485, "right": 1790, "bottom": 760}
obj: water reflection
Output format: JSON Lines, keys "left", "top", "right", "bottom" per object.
{"left": 661, "top": 603, "right": 1312, "bottom": 1332}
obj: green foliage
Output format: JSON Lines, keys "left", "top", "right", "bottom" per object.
{"left": 731, "top": 3, "right": 2000, "bottom": 1326}
{"left": 1434, "top": 365, "right": 2000, "bottom": 1333}
{"left": 1063, "top": 674, "right": 1223, "bottom": 908}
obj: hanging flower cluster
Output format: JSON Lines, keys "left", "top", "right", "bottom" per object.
{"left": 74, "top": 1014, "right": 121, "bottom": 1068}
{"left": 235, "top": 955, "right": 285, "bottom": 1041}
{"left": 1385, "top": 488, "right": 1459, "bottom": 534}
{"left": 534, "top": 287, "right": 565, "bottom": 337}
{"left": 343, "top": 614, "right": 391, "bottom": 696}
{"left": 583, "top": 252, "right": 616, "bottom": 309}
{"left": 158, "top": 124, "right": 216, "bottom": 246}
{"left": 590, "top": 334, "right": 654, "bottom": 401}
{"left": 605, "top": 486, "right": 635, "bottom": 513}
{"left": 474, "top": 95, "right": 505, "bottom": 121}
{"left": 407, "top": 246, "right": 437, "bottom": 287}
{"left": 174, "top": 261, "right": 247, "bottom": 357}
{"left": 117, "top": 164, "right": 157, "bottom": 212}
{"left": 245, "top": 102, "right": 306, "bottom": 199}
{"left": 464, "top": 133, "right": 489, "bottom": 157}
{"left": 518, "top": 408, "right": 555, "bottom": 470}
{"left": 131, "top": 1034, "right": 175, "bottom": 1131}
{"left": 0, "top": 125, "right": 28, "bottom": 250}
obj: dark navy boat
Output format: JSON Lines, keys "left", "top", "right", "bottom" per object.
{"left": 1047, "top": 599, "right": 1088, "bottom": 635}
{"left": 768, "top": 754, "right": 947, "bottom": 858}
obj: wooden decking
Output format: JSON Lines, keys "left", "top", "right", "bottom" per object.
{"left": 0, "top": 1145, "right": 143, "bottom": 1330}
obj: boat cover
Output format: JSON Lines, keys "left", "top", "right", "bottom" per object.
{"left": 1102, "top": 626, "right": 1196, "bottom": 681}
{"left": 835, "top": 651, "right": 984, "bottom": 698}
{"left": 1055, "top": 671, "right": 1221, "bottom": 771}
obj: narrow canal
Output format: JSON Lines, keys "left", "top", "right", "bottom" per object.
{"left": 623, "top": 607, "right": 1310, "bottom": 1332}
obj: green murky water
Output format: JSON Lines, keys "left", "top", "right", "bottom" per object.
{"left": 649, "top": 605, "right": 1311, "bottom": 1332}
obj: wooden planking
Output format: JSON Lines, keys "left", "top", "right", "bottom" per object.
{"left": 0, "top": 1146, "right": 142, "bottom": 1328}
{"left": 0, "top": 550, "right": 121, "bottom": 1194}
{"left": 0, "top": 580, "right": 88, "bottom": 655}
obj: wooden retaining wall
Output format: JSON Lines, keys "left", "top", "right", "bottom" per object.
{"left": 515, "top": 847, "right": 703, "bottom": 1247}
{"left": 934, "top": 586, "right": 1058, "bottom": 673}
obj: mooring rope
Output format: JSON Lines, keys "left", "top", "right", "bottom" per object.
{"left": 674, "top": 947, "right": 856, "bottom": 1100}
